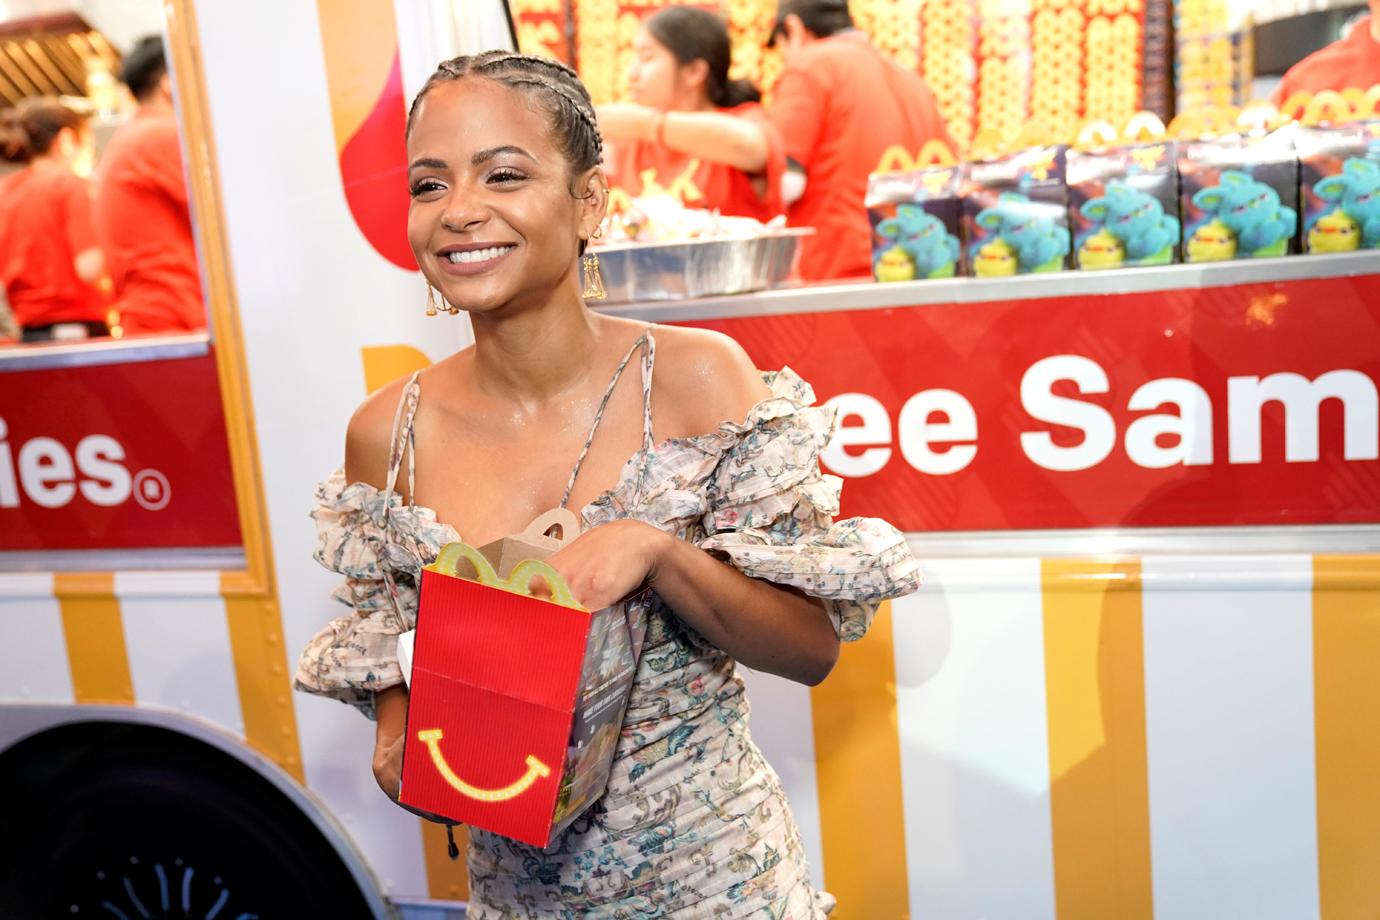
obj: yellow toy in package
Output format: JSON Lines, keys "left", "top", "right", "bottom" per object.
{"left": 1296, "top": 120, "right": 1380, "bottom": 254}
{"left": 961, "top": 145, "right": 1071, "bottom": 277}
{"left": 1179, "top": 127, "right": 1300, "bottom": 262}
{"left": 866, "top": 166, "right": 964, "bottom": 282}
{"left": 1068, "top": 142, "right": 1181, "bottom": 270}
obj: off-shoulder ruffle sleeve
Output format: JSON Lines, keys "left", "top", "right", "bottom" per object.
{"left": 696, "top": 369, "right": 922, "bottom": 641}
{"left": 293, "top": 468, "right": 459, "bottom": 718}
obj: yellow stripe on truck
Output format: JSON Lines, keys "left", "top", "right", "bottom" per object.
{"left": 1042, "top": 559, "right": 1154, "bottom": 920}
{"left": 357, "top": 345, "right": 472, "bottom": 896}
{"left": 222, "top": 572, "right": 304, "bottom": 782}
{"left": 1313, "top": 555, "right": 1380, "bottom": 920}
{"left": 421, "top": 820, "right": 470, "bottom": 900}
{"left": 354, "top": 344, "right": 477, "bottom": 895}
{"left": 811, "top": 599, "right": 910, "bottom": 918}
{"left": 55, "top": 572, "right": 133, "bottom": 704}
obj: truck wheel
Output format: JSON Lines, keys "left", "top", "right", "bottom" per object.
{"left": 0, "top": 723, "right": 375, "bottom": 918}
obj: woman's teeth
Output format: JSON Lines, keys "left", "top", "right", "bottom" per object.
{"left": 446, "top": 246, "right": 513, "bottom": 264}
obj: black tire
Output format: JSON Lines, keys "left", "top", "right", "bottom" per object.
{"left": 0, "top": 723, "right": 376, "bottom": 919}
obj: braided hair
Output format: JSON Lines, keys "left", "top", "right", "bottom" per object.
{"left": 407, "top": 51, "right": 603, "bottom": 187}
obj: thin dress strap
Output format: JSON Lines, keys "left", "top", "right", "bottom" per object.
{"left": 560, "top": 330, "right": 654, "bottom": 509}
{"left": 382, "top": 371, "right": 423, "bottom": 512}
{"left": 639, "top": 331, "right": 656, "bottom": 452}
{"left": 377, "top": 370, "right": 422, "bottom": 626}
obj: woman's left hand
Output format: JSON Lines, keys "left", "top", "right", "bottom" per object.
{"left": 594, "top": 103, "right": 658, "bottom": 143}
{"left": 544, "top": 519, "right": 671, "bottom": 611}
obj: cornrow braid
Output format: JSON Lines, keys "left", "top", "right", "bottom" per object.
{"left": 406, "top": 51, "right": 603, "bottom": 179}
{"left": 515, "top": 55, "right": 604, "bottom": 158}
{"left": 499, "top": 75, "right": 603, "bottom": 161}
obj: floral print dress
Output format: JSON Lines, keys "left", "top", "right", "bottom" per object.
{"left": 295, "top": 332, "right": 922, "bottom": 918}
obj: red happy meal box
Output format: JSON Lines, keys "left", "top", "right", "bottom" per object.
{"left": 399, "top": 511, "right": 647, "bottom": 848}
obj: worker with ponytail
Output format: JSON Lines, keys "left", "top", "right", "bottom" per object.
{"left": 0, "top": 97, "right": 110, "bottom": 341}
{"left": 596, "top": 7, "right": 786, "bottom": 221}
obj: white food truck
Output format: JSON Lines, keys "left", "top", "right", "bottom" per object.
{"left": 2, "top": 1, "right": 1377, "bottom": 918}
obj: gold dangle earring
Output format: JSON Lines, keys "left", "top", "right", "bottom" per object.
{"left": 426, "top": 282, "right": 461, "bottom": 316}
{"left": 580, "top": 230, "right": 607, "bottom": 301}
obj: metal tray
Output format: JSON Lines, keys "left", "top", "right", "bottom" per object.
{"left": 588, "top": 229, "right": 812, "bottom": 304}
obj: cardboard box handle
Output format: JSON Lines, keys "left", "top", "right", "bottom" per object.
{"left": 520, "top": 507, "right": 582, "bottom": 546}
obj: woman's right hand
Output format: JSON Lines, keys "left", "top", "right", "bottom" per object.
{"left": 372, "top": 684, "right": 410, "bottom": 800}
{"left": 371, "top": 686, "right": 456, "bottom": 825}
{"left": 372, "top": 731, "right": 405, "bottom": 800}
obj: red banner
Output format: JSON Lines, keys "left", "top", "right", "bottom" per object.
{"left": 692, "top": 272, "right": 1380, "bottom": 532}
{"left": 0, "top": 350, "right": 242, "bottom": 551}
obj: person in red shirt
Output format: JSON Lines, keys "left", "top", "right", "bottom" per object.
{"left": 94, "top": 35, "right": 206, "bottom": 336}
{"left": 768, "top": 0, "right": 955, "bottom": 281}
{"left": 1272, "top": 4, "right": 1380, "bottom": 107}
{"left": 594, "top": 7, "right": 785, "bottom": 223}
{"left": 0, "top": 97, "right": 111, "bottom": 342}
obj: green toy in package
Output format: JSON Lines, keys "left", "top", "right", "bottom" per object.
{"left": 866, "top": 166, "right": 964, "bottom": 281}
{"left": 1296, "top": 121, "right": 1380, "bottom": 254}
{"left": 1068, "top": 142, "right": 1181, "bottom": 269}
{"left": 1178, "top": 127, "right": 1300, "bottom": 262}
{"left": 961, "top": 145, "right": 1071, "bottom": 276}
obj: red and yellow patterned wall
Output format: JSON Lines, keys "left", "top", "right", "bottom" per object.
{"left": 510, "top": 0, "right": 574, "bottom": 62}
{"left": 509, "top": 0, "right": 1171, "bottom": 156}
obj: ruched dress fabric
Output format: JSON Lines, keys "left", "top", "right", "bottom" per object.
{"left": 295, "top": 337, "right": 921, "bottom": 918}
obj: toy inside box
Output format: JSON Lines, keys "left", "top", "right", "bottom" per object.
{"left": 961, "top": 144, "right": 1071, "bottom": 277}
{"left": 865, "top": 166, "right": 964, "bottom": 281}
{"left": 1068, "top": 142, "right": 1181, "bottom": 269}
{"left": 1179, "top": 127, "right": 1300, "bottom": 262}
{"left": 398, "top": 510, "right": 648, "bottom": 848}
{"left": 1296, "top": 121, "right": 1380, "bottom": 254}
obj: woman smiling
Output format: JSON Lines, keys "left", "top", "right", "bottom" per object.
{"left": 294, "top": 51, "right": 919, "bottom": 917}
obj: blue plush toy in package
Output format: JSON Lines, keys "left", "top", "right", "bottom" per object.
{"left": 865, "top": 166, "right": 964, "bottom": 282}
{"left": 1296, "top": 121, "right": 1380, "bottom": 254}
{"left": 1067, "top": 142, "right": 1181, "bottom": 270}
{"left": 961, "top": 145, "right": 1071, "bottom": 276}
{"left": 1178, "top": 126, "right": 1300, "bottom": 263}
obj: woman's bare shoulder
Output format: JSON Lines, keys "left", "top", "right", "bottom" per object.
{"left": 649, "top": 324, "right": 770, "bottom": 435}
{"left": 343, "top": 374, "right": 412, "bottom": 491}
